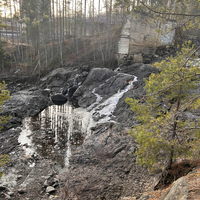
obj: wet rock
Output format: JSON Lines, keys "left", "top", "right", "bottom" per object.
{"left": 46, "top": 186, "right": 56, "bottom": 193}
{"left": 74, "top": 68, "right": 136, "bottom": 108}
{"left": 40, "top": 68, "right": 73, "bottom": 88}
{"left": 20, "top": 160, "right": 54, "bottom": 187}
{"left": 0, "top": 63, "right": 170, "bottom": 200}
{"left": 67, "top": 85, "right": 78, "bottom": 98}
{"left": 40, "top": 66, "right": 89, "bottom": 93}
{"left": 1, "top": 88, "right": 50, "bottom": 131}
{"left": 112, "top": 80, "right": 145, "bottom": 127}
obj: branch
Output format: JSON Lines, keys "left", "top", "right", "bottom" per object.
{"left": 181, "top": 94, "right": 200, "bottom": 112}
{"left": 161, "top": 16, "right": 196, "bottom": 39}
{"left": 168, "top": 46, "right": 200, "bottom": 81}
{"left": 145, "top": 73, "right": 200, "bottom": 97}
{"left": 182, "top": 46, "right": 200, "bottom": 68}
{"left": 177, "top": 127, "right": 200, "bottom": 132}
{"left": 141, "top": 2, "right": 200, "bottom": 17}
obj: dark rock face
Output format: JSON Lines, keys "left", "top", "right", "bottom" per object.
{"left": 1, "top": 87, "right": 50, "bottom": 131}
{"left": 40, "top": 67, "right": 73, "bottom": 89}
{"left": 39, "top": 66, "right": 90, "bottom": 107}
{"left": 113, "top": 80, "right": 146, "bottom": 127}
{"left": 39, "top": 66, "right": 89, "bottom": 93}
{"left": 0, "top": 128, "right": 21, "bottom": 155}
{"left": 57, "top": 65, "right": 162, "bottom": 199}
{"left": 61, "top": 123, "right": 157, "bottom": 200}
{"left": 120, "top": 63, "right": 159, "bottom": 80}
{"left": 74, "top": 68, "right": 136, "bottom": 108}
{"left": 0, "top": 64, "right": 163, "bottom": 200}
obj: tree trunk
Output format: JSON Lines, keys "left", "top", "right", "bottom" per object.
{"left": 14, "top": 1, "right": 21, "bottom": 62}
{"left": 59, "top": 0, "right": 63, "bottom": 65}
{"left": 62, "top": 0, "right": 65, "bottom": 43}
{"left": 84, "top": 0, "right": 86, "bottom": 36}
{"left": 50, "top": 0, "right": 54, "bottom": 58}
{"left": 4, "top": 3, "right": 8, "bottom": 42}
{"left": 97, "top": 0, "right": 104, "bottom": 62}
{"left": 56, "top": 0, "right": 59, "bottom": 52}
{"left": 9, "top": 0, "right": 14, "bottom": 44}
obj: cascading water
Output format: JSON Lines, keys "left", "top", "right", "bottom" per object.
{"left": 18, "top": 75, "right": 138, "bottom": 171}
{"left": 90, "top": 76, "right": 138, "bottom": 123}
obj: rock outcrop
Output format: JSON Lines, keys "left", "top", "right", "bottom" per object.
{"left": 0, "top": 63, "right": 170, "bottom": 200}
{"left": 159, "top": 177, "right": 188, "bottom": 200}
{"left": 60, "top": 123, "right": 159, "bottom": 200}
{"left": 1, "top": 88, "right": 50, "bottom": 131}
{"left": 74, "top": 68, "right": 136, "bottom": 108}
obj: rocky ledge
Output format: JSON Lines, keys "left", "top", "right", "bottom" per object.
{"left": 0, "top": 62, "right": 197, "bottom": 200}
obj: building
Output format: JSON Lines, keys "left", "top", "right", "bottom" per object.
{"left": 117, "top": 13, "right": 176, "bottom": 64}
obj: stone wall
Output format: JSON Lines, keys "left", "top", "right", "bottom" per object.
{"left": 117, "top": 13, "right": 177, "bottom": 65}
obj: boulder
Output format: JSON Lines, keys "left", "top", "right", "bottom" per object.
{"left": 1, "top": 88, "right": 50, "bottom": 130}
{"left": 159, "top": 177, "right": 188, "bottom": 200}
{"left": 39, "top": 66, "right": 89, "bottom": 93}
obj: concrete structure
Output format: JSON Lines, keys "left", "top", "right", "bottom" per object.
{"left": 117, "top": 13, "right": 177, "bottom": 63}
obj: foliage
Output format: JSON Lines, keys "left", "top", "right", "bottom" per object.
{"left": 0, "top": 81, "right": 10, "bottom": 176}
{"left": 114, "top": 0, "right": 200, "bottom": 34}
{"left": 0, "top": 154, "right": 9, "bottom": 178}
{"left": 0, "top": 42, "right": 11, "bottom": 68}
{"left": 126, "top": 41, "right": 200, "bottom": 171}
{"left": 0, "top": 81, "right": 10, "bottom": 131}
{"left": 114, "top": 0, "right": 200, "bottom": 16}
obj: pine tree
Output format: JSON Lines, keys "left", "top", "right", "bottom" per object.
{"left": 126, "top": 41, "right": 200, "bottom": 171}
